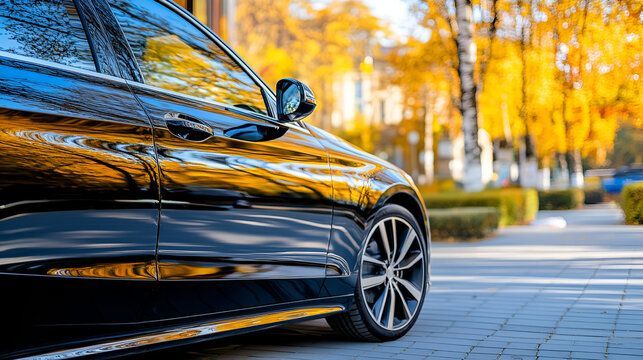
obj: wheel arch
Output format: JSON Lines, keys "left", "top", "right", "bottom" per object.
{"left": 367, "top": 184, "right": 432, "bottom": 289}
{"left": 369, "top": 185, "right": 429, "bottom": 245}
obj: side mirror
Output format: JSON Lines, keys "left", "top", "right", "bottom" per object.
{"left": 276, "top": 78, "right": 316, "bottom": 122}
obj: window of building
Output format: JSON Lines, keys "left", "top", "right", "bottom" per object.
{"left": 109, "top": 0, "right": 267, "bottom": 115}
{"left": 355, "top": 79, "right": 364, "bottom": 114}
{"left": 0, "top": 0, "right": 95, "bottom": 71}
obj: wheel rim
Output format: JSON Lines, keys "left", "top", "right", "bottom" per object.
{"left": 360, "top": 216, "right": 425, "bottom": 331}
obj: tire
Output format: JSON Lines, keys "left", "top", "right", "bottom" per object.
{"left": 327, "top": 204, "right": 428, "bottom": 341}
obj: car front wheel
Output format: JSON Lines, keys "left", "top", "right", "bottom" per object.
{"left": 327, "top": 204, "right": 428, "bottom": 341}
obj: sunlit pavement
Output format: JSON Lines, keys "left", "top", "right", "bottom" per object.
{"left": 158, "top": 204, "right": 643, "bottom": 359}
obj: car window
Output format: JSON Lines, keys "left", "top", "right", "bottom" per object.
{"left": 108, "top": 0, "right": 268, "bottom": 115}
{"left": 0, "top": 0, "right": 95, "bottom": 71}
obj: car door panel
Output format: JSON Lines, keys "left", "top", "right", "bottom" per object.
{"left": 140, "top": 91, "right": 333, "bottom": 279}
{"left": 105, "top": 0, "right": 334, "bottom": 320}
{"left": 129, "top": 85, "right": 332, "bottom": 317}
{"left": 0, "top": 54, "right": 160, "bottom": 352}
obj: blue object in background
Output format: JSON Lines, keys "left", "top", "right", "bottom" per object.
{"left": 602, "top": 166, "right": 643, "bottom": 194}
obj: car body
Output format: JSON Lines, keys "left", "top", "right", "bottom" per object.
{"left": 0, "top": 0, "right": 430, "bottom": 358}
{"left": 602, "top": 165, "right": 643, "bottom": 194}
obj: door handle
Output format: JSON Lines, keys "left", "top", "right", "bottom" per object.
{"left": 163, "top": 112, "right": 213, "bottom": 142}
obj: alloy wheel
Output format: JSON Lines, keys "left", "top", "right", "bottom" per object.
{"left": 360, "top": 217, "right": 425, "bottom": 331}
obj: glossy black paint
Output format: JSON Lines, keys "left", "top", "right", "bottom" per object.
{"left": 0, "top": 56, "right": 160, "bottom": 353}
{"left": 131, "top": 82, "right": 334, "bottom": 318}
{"left": 0, "top": 0, "right": 429, "bottom": 357}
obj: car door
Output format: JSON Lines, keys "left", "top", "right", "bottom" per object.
{"left": 0, "top": 0, "right": 160, "bottom": 353}
{"left": 107, "top": 0, "right": 334, "bottom": 319}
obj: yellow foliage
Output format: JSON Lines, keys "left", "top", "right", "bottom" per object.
{"left": 232, "top": 0, "right": 641, "bottom": 166}
{"left": 235, "top": 0, "right": 382, "bottom": 128}
{"left": 337, "top": 115, "right": 380, "bottom": 154}
{"left": 565, "top": 89, "right": 591, "bottom": 151}
{"left": 479, "top": 40, "right": 522, "bottom": 140}
{"left": 404, "top": 0, "right": 642, "bottom": 165}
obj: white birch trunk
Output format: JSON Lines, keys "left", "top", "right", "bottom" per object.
{"left": 423, "top": 93, "right": 434, "bottom": 185}
{"left": 570, "top": 149, "right": 584, "bottom": 188}
{"left": 537, "top": 167, "right": 551, "bottom": 190}
{"left": 454, "top": 0, "right": 483, "bottom": 192}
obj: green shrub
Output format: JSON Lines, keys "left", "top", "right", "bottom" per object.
{"left": 620, "top": 182, "right": 643, "bottom": 225}
{"left": 418, "top": 179, "right": 459, "bottom": 194}
{"left": 424, "top": 188, "right": 538, "bottom": 226}
{"left": 429, "top": 207, "right": 500, "bottom": 241}
{"left": 538, "top": 189, "right": 585, "bottom": 210}
{"left": 488, "top": 187, "right": 539, "bottom": 225}
{"left": 584, "top": 189, "right": 605, "bottom": 205}
{"left": 524, "top": 189, "right": 539, "bottom": 223}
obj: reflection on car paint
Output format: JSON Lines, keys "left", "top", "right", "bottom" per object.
{"left": 0, "top": 0, "right": 429, "bottom": 355}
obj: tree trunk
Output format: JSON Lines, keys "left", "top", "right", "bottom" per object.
{"left": 422, "top": 89, "right": 434, "bottom": 185}
{"left": 537, "top": 167, "right": 551, "bottom": 190}
{"left": 570, "top": 149, "right": 584, "bottom": 188}
{"left": 537, "top": 156, "right": 551, "bottom": 191}
{"left": 558, "top": 152, "right": 570, "bottom": 188}
{"left": 454, "top": 0, "right": 483, "bottom": 192}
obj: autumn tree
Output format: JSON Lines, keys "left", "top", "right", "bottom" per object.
{"left": 535, "top": 0, "right": 641, "bottom": 187}
{"left": 453, "top": 0, "right": 484, "bottom": 191}
{"left": 389, "top": 35, "right": 460, "bottom": 184}
{"left": 409, "top": 0, "right": 640, "bottom": 188}
{"left": 233, "top": 0, "right": 641, "bottom": 189}
{"left": 402, "top": 0, "right": 503, "bottom": 190}
{"left": 234, "top": 0, "right": 381, "bottom": 129}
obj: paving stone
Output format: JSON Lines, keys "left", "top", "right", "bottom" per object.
{"left": 500, "top": 348, "right": 536, "bottom": 357}
{"left": 608, "top": 355, "right": 643, "bottom": 360}
{"left": 570, "top": 351, "right": 605, "bottom": 360}
{"left": 607, "top": 346, "right": 643, "bottom": 356}
{"left": 465, "top": 353, "right": 498, "bottom": 360}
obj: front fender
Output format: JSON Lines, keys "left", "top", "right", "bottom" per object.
{"left": 366, "top": 182, "right": 428, "bottom": 239}
{"left": 306, "top": 125, "right": 430, "bottom": 296}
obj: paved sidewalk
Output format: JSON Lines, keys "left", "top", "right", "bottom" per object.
{"left": 164, "top": 204, "right": 643, "bottom": 359}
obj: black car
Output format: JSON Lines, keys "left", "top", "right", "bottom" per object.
{"left": 0, "top": 0, "right": 430, "bottom": 357}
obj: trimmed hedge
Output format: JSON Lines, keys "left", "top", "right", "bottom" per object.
{"left": 424, "top": 188, "right": 538, "bottom": 226}
{"left": 620, "top": 182, "right": 643, "bottom": 225}
{"left": 538, "top": 189, "right": 584, "bottom": 210}
{"left": 429, "top": 207, "right": 500, "bottom": 241}
{"left": 584, "top": 189, "right": 605, "bottom": 205}
{"left": 490, "top": 187, "right": 539, "bottom": 225}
